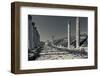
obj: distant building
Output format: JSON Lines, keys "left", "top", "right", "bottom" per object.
{"left": 45, "top": 40, "right": 49, "bottom": 45}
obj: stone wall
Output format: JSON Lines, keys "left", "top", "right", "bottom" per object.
{"left": 28, "top": 15, "right": 40, "bottom": 50}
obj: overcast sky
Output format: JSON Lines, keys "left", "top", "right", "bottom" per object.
{"left": 29, "top": 15, "right": 88, "bottom": 42}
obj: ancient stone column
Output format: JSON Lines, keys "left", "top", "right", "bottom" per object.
{"left": 28, "top": 15, "right": 33, "bottom": 50}
{"left": 68, "top": 21, "right": 71, "bottom": 49}
{"left": 76, "top": 17, "right": 80, "bottom": 48}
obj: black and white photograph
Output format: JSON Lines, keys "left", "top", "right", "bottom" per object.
{"left": 28, "top": 15, "right": 88, "bottom": 61}
{"left": 11, "top": 2, "right": 97, "bottom": 74}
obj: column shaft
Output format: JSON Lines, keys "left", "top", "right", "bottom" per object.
{"left": 68, "top": 22, "right": 71, "bottom": 48}
{"left": 76, "top": 17, "right": 80, "bottom": 48}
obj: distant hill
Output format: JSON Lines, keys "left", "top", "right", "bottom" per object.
{"left": 52, "top": 33, "right": 88, "bottom": 48}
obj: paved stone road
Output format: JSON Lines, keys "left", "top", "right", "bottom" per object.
{"left": 36, "top": 45, "right": 87, "bottom": 60}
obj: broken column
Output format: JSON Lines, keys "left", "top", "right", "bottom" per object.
{"left": 68, "top": 21, "right": 71, "bottom": 49}
{"left": 76, "top": 17, "right": 80, "bottom": 48}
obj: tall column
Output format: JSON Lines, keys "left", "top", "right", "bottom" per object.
{"left": 28, "top": 15, "right": 33, "bottom": 50}
{"left": 76, "top": 17, "right": 80, "bottom": 48}
{"left": 68, "top": 21, "right": 71, "bottom": 49}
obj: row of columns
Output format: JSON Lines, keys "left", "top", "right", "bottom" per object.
{"left": 67, "top": 17, "right": 80, "bottom": 48}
